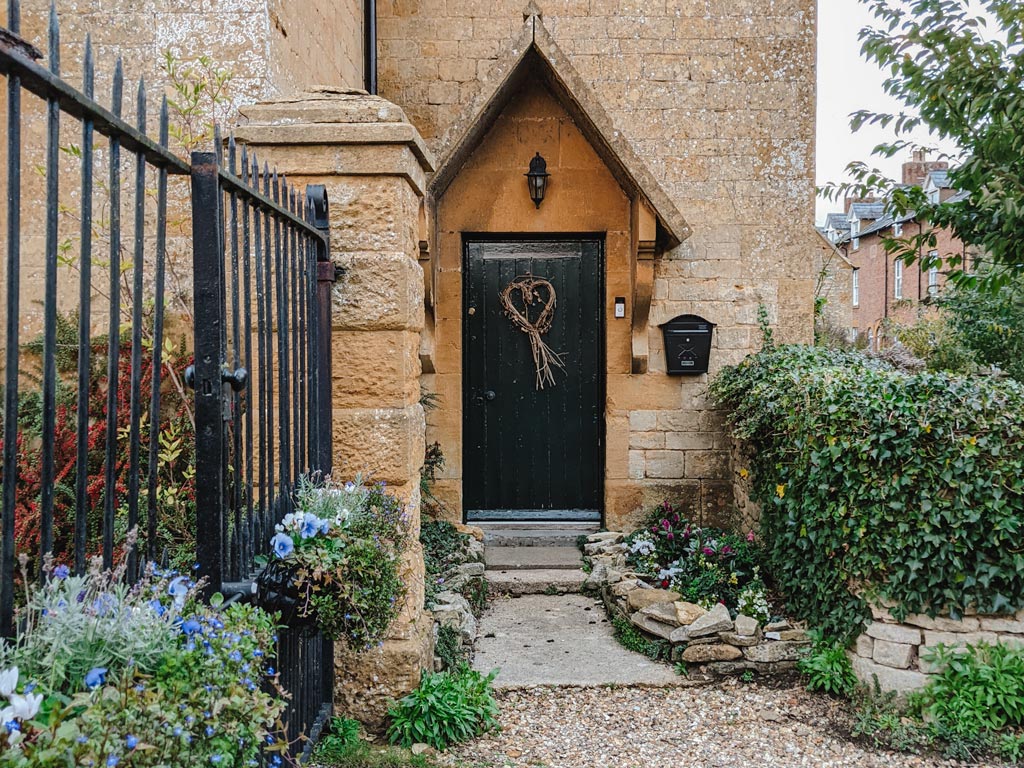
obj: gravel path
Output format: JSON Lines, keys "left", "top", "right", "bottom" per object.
{"left": 438, "top": 682, "right": 1002, "bottom": 768}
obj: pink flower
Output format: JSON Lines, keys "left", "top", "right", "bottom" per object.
{"left": 746, "top": 531, "right": 755, "bottom": 543}
{"left": 667, "top": 532, "right": 674, "bottom": 541}
{"left": 702, "top": 547, "right": 714, "bottom": 556}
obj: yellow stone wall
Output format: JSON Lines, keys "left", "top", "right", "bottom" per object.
{"left": 384, "top": 2, "right": 819, "bottom": 528}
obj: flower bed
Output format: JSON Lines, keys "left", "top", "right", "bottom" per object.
{"left": 583, "top": 504, "right": 810, "bottom": 676}
{"left": 0, "top": 561, "right": 286, "bottom": 766}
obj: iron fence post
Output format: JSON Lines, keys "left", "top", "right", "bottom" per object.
{"left": 307, "top": 185, "right": 334, "bottom": 475}
{"left": 191, "top": 151, "right": 225, "bottom": 595}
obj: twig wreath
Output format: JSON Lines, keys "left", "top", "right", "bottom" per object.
{"left": 499, "top": 274, "right": 566, "bottom": 390}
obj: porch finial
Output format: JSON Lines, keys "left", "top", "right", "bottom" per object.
{"left": 522, "top": 0, "right": 542, "bottom": 21}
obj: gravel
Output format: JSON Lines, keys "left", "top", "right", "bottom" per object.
{"left": 437, "top": 682, "right": 1001, "bottom": 768}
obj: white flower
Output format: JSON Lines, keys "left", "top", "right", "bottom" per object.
{"left": 0, "top": 706, "right": 13, "bottom": 724}
{"left": 0, "top": 668, "right": 18, "bottom": 698}
{"left": 7, "top": 692, "right": 41, "bottom": 721}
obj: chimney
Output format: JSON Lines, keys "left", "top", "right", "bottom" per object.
{"left": 902, "top": 149, "right": 948, "bottom": 187}
{"left": 844, "top": 196, "right": 876, "bottom": 215}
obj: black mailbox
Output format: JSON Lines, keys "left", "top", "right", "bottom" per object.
{"left": 660, "top": 314, "right": 715, "bottom": 375}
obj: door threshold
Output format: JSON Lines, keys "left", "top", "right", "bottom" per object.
{"left": 466, "top": 509, "right": 601, "bottom": 523}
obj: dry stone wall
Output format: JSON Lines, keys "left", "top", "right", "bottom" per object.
{"left": 851, "top": 604, "right": 1024, "bottom": 693}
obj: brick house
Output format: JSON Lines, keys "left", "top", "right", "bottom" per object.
{"left": 821, "top": 152, "right": 970, "bottom": 348}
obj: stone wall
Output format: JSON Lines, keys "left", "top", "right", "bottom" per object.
{"left": 1, "top": 0, "right": 364, "bottom": 342}
{"left": 851, "top": 605, "right": 1024, "bottom": 692}
{"left": 380, "top": 0, "right": 819, "bottom": 525}
{"left": 235, "top": 89, "right": 436, "bottom": 729}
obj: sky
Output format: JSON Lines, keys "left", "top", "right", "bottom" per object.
{"left": 815, "top": 0, "right": 961, "bottom": 224}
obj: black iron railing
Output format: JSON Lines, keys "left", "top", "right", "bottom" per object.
{"left": 0, "top": 0, "right": 335, "bottom": 754}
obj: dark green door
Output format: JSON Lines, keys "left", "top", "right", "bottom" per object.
{"left": 463, "top": 239, "right": 604, "bottom": 522}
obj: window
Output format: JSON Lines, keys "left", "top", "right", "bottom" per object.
{"left": 893, "top": 222, "right": 903, "bottom": 237}
{"left": 852, "top": 268, "right": 860, "bottom": 307}
{"left": 850, "top": 219, "right": 861, "bottom": 250}
{"left": 929, "top": 266, "right": 939, "bottom": 296}
{"left": 894, "top": 259, "right": 903, "bottom": 300}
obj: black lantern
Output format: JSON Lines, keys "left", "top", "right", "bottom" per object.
{"left": 660, "top": 314, "right": 715, "bottom": 375}
{"left": 525, "top": 152, "right": 550, "bottom": 208}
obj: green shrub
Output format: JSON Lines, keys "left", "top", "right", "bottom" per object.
{"left": 434, "top": 624, "right": 467, "bottom": 671}
{"left": 386, "top": 666, "right": 499, "bottom": 751}
{"left": 796, "top": 632, "right": 857, "bottom": 696}
{"left": 710, "top": 344, "right": 1024, "bottom": 641}
{"left": 313, "top": 717, "right": 363, "bottom": 763}
{"left": 917, "top": 642, "right": 1024, "bottom": 736}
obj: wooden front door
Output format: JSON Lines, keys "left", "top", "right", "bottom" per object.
{"left": 463, "top": 239, "right": 604, "bottom": 522}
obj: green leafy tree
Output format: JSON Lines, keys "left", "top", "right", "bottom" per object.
{"left": 822, "top": 0, "right": 1024, "bottom": 292}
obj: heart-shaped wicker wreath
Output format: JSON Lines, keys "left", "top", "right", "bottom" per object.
{"left": 499, "top": 274, "right": 565, "bottom": 390}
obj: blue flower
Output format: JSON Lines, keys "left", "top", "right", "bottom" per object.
{"left": 168, "top": 576, "right": 190, "bottom": 608}
{"left": 319, "top": 518, "right": 331, "bottom": 535}
{"left": 229, "top": 650, "right": 242, "bottom": 662}
{"left": 210, "top": 756, "right": 223, "bottom": 764}
{"left": 182, "top": 619, "right": 202, "bottom": 636}
{"left": 148, "top": 599, "right": 166, "bottom": 617}
{"left": 126, "top": 735, "right": 138, "bottom": 750}
{"left": 270, "top": 532, "right": 294, "bottom": 558}
{"left": 205, "top": 725, "right": 215, "bottom": 737}
{"left": 53, "top": 564, "right": 70, "bottom": 579}
{"left": 5, "top": 721, "right": 20, "bottom": 734}
{"left": 84, "top": 667, "right": 107, "bottom": 690}
{"left": 299, "top": 514, "right": 320, "bottom": 540}
{"left": 106, "top": 756, "right": 119, "bottom": 767}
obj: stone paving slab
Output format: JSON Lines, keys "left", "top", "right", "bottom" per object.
{"left": 484, "top": 546, "right": 582, "bottom": 570}
{"left": 472, "top": 594, "right": 686, "bottom": 688}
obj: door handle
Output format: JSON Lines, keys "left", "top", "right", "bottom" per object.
{"left": 485, "top": 390, "right": 496, "bottom": 401}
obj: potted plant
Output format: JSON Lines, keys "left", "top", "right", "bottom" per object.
{"left": 255, "top": 476, "right": 410, "bottom": 649}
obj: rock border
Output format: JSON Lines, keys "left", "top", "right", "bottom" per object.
{"left": 583, "top": 531, "right": 809, "bottom": 677}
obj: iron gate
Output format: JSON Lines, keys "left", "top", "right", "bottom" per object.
{"left": 0, "top": 0, "right": 336, "bottom": 756}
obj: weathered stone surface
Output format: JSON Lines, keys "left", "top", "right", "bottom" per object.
{"left": 682, "top": 643, "right": 743, "bottom": 663}
{"left": 430, "top": 592, "right": 477, "bottom": 643}
{"left": 979, "top": 617, "right": 1024, "bottom": 633}
{"left": 627, "top": 588, "right": 681, "bottom": 611}
{"left": 764, "top": 620, "right": 792, "bottom": 632}
{"left": 704, "top": 660, "right": 799, "bottom": 677}
{"left": 922, "top": 630, "right": 998, "bottom": 648}
{"left": 904, "top": 614, "right": 980, "bottom": 632}
{"left": 687, "top": 602, "right": 732, "bottom": 638}
{"left": 851, "top": 652, "right": 929, "bottom": 693}
{"left": 873, "top": 639, "right": 914, "bottom": 670}
{"left": 674, "top": 601, "right": 708, "bottom": 626}
{"left": 335, "top": 611, "right": 434, "bottom": 731}
{"left": 630, "top": 611, "right": 676, "bottom": 641}
{"left": 605, "top": 568, "right": 624, "bottom": 585}
{"left": 776, "top": 629, "right": 808, "bottom": 642}
{"left": 866, "top": 622, "right": 922, "bottom": 645}
{"left": 743, "top": 641, "right": 809, "bottom": 663}
{"left": 641, "top": 601, "right": 681, "bottom": 626}
{"left": 734, "top": 614, "right": 759, "bottom": 637}
{"left": 719, "top": 631, "right": 760, "bottom": 647}
{"left": 457, "top": 562, "right": 485, "bottom": 577}
{"left": 454, "top": 523, "right": 485, "bottom": 541}
{"left": 669, "top": 626, "right": 690, "bottom": 644}
{"left": 611, "top": 579, "right": 640, "bottom": 597}
{"left": 587, "top": 531, "right": 622, "bottom": 544}
{"left": 582, "top": 564, "right": 610, "bottom": 592}
{"left": 855, "top": 634, "right": 875, "bottom": 658}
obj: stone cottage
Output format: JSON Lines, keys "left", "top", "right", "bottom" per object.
{"left": 10, "top": 0, "right": 820, "bottom": 723}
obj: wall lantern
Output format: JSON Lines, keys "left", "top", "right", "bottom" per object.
{"left": 525, "top": 152, "right": 550, "bottom": 209}
{"left": 660, "top": 314, "right": 715, "bottom": 375}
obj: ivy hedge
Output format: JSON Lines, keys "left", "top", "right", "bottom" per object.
{"left": 710, "top": 345, "right": 1024, "bottom": 641}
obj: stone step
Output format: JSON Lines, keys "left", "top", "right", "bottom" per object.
{"left": 484, "top": 546, "right": 582, "bottom": 571}
{"left": 485, "top": 568, "right": 588, "bottom": 596}
{"left": 479, "top": 523, "right": 598, "bottom": 548}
